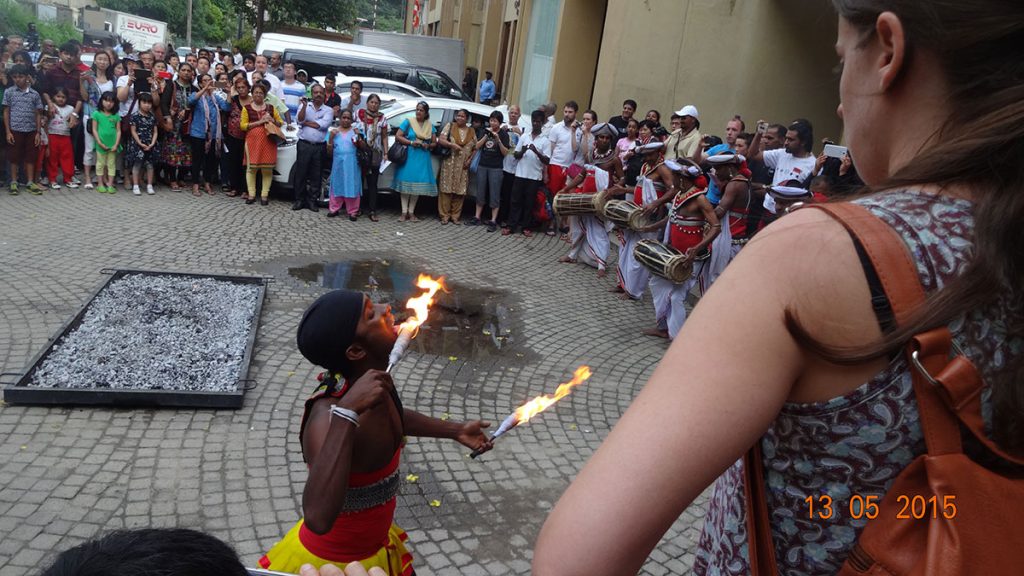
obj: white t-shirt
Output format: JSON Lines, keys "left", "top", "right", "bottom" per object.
{"left": 502, "top": 124, "right": 523, "bottom": 173}
{"left": 514, "top": 131, "right": 549, "bottom": 181}
{"left": 763, "top": 148, "right": 817, "bottom": 186}
{"left": 247, "top": 70, "right": 284, "bottom": 100}
{"left": 115, "top": 75, "right": 136, "bottom": 117}
{"left": 547, "top": 122, "right": 580, "bottom": 167}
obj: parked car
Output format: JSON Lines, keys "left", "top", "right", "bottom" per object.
{"left": 311, "top": 75, "right": 427, "bottom": 102}
{"left": 257, "top": 33, "right": 405, "bottom": 65}
{"left": 273, "top": 98, "right": 496, "bottom": 201}
{"left": 282, "top": 49, "right": 469, "bottom": 101}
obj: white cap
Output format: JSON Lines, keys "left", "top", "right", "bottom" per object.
{"left": 674, "top": 105, "right": 699, "bottom": 119}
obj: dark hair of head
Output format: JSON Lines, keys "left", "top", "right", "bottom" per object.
{"left": 52, "top": 87, "right": 68, "bottom": 98}
{"left": 244, "top": 53, "right": 256, "bottom": 63}
{"left": 137, "top": 92, "right": 154, "bottom": 104}
{"left": 730, "top": 114, "right": 746, "bottom": 131}
{"left": 8, "top": 63, "right": 29, "bottom": 77}
{"left": 564, "top": 100, "right": 579, "bottom": 112}
{"left": 258, "top": 80, "right": 271, "bottom": 92}
{"left": 178, "top": 62, "right": 194, "bottom": 73}
{"left": 785, "top": 0, "right": 1024, "bottom": 453}
{"left": 737, "top": 132, "right": 753, "bottom": 144}
{"left": 40, "top": 528, "right": 248, "bottom": 576}
{"left": 623, "top": 99, "right": 638, "bottom": 110}
{"left": 647, "top": 109, "right": 661, "bottom": 122}
{"left": 351, "top": 79, "right": 363, "bottom": 90}
{"left": 531, "top": 109, "right": 547, "bottom": 123}
{"left": 703, "top": 134, "right": 723, "bottom": 148}
{"left": 787, "top": 119, "right": 814, "bottom": 154}
{"left": 251, "top": 83, "right": 267, "bottom": 95}
{"left": 638, "top": 119, "right": 657, "bottom": 132}
{"left": 416, "top": 100, "right": 430, "bottom": 113}
{"left": 489, "top": 110, "right": 504, "bottom": 122}
{"left": 768, "top": 123, "right": 787, "bottom": 140}
{"left": 59, "top": 41, "right": 78, "bottom": 55}
{"left": 12, "top": 49, "right": 32, "bottom": 65}
{"left": 809, "top": 174, "right": 831, "bottom": 191}
{"left": 583, "top": 109, "right": 597, "bottom": 122}
{"left": 627, "top": 118, "right": 640, "bottom": 131}
{"left": 228, "top": 69, "right": 245, "bottom": 82}
{"left": 198, "top": 73, "right": 212, "bottom": 83}
{"left": 339, "top": 108, "right": 353, "bottom": 119}
{"left": 367, "top": 93, "right": 381, "bottom": 104}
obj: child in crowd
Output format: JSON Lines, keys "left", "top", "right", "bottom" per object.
{"left": 91, "top": 91, "right": 121, "bottom": 194}
{"left": 3, "top": 64, "right": 45, "bottom": 195}
{"left": 45, "top": 87, "right": 78, "bottom": 189}
{"left": 126, "top": 92, "right": 159, "bottom": 196}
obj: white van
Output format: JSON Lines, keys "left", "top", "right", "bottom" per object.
{"left": 254, "top": 33, "right": 407, "bottom": 65}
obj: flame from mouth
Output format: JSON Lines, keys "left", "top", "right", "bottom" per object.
{"left": 397, "top": 274, "right": 446, "bottom": 336}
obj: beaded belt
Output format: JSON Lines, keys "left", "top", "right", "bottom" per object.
{"left": 731, "top": 238, "right": 750, "bottom": 246}
{"left": 340, "top": 469, "right": 402, "bottom": 513}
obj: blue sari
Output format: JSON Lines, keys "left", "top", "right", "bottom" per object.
{"left": 394, "top": 118, "right": 438, "bottom": 196}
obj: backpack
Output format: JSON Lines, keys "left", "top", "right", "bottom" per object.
{"left": 744, "top": 202, "right": 1024, "bottom": 576}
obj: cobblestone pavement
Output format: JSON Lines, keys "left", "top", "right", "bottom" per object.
{"left": 0, "top": 186, "right": 709, "bottom": 575}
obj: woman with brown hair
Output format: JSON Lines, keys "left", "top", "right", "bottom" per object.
{"left": 534, "top": 1, "right": 1024, "bottom": 574}
{"left": 436, "top": 108, "right": 476, "bottom": 224}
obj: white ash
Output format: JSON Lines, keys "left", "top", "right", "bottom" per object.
{"left": 30, "top": 274, "right": 260, "bottom": 392}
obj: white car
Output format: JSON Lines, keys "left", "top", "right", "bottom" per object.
{"left": 273, "top": 98, "right": 497, "bottom": 199}
{"left": 311, "top": 76, "right": 426, "bottom": 102}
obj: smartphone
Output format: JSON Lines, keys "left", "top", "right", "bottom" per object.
{"left": 823, "top": 143, "right": 848, "bottom": 159}
{"left": 133, "top": 69, "right": 152, "bottom": 94}
{"left": 756, "top": 121, "right": 769, "bottom": 135}
{"left": 157, "top": 70, "right": 173, "bottom": 80}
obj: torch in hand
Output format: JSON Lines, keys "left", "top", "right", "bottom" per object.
{"left": 471, "top": 366, "right": 592, "bottom": 458}
{"left": 386, "top": 274, "right": 446, "bottom": 373}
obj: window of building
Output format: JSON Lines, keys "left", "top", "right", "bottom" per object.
{"left": 520, "top": 0, "right": 561, "bottom": 113}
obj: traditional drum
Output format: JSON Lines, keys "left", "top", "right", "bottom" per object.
{"left": 602, "top": 199, "right": 642, "bottom": 229}
{"left": 553, "top": 189, "right": 611, "bottom": 217}
{"left": 633, "top": 239, "right": 693, "bottom": 283}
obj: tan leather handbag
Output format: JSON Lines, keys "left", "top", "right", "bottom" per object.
{"left": 745, "top": 202, "right": 1024, "bottom": 576}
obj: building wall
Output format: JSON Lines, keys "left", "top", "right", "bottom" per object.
{"left": 546, "top": 0, "right": 605, "bottom": 116}
{"left": 592, "top": 0, "right": 842, "bottom": 144}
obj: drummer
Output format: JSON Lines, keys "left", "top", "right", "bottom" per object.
{"left": 762, "top": 179, "right": 816, "bottom": 221}
{"left": 612, "top": 141, "right": 675, "bottom": 301}
{"left": 558, "top": 122, "right": 625, "bottom": 278}
{"left": 639, "top": 159, "right": 720, "bottom": 339}
{"left": 708, "top": 152, "right": 754, "bottom": 262}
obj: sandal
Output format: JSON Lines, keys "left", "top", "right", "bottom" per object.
{"left": 559, "top": 256, "right": 577, "bottom": 263}
{"left": 192, "top": 187, "right": 202, "bottom": 197}
{"left": 545, "top": 230, "right": 557, "bottom": 237}
{"left": 369, "top": 213, "right": 379, "bottom": 222}
{"left": 398, "top": 213, "right": 407, "bottom": 222}
{"left": 206, "top": 185, "right": 215, "bottom": 196}
{"left": 522, "top": 230, "right": 533, "bottom": 238}
{"left": 408, "top": 214, "right": 419, "bottom": 222}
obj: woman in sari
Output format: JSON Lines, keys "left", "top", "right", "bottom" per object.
{"left": 436, "top": 108, "right": 476, "bottom": 224}
{"left": 393, "top": 101, "right": 438, "bottom": 222}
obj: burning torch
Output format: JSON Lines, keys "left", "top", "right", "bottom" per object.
{"left": 386, "top": 274, "right": 446, "bottom": 373}
{"left": 471, "top": 366, "right": 592, "bottom": 458}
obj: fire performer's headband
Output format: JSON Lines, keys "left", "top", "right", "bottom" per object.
{"left": 297, "top": 289, "right": 365, "bottom": 374}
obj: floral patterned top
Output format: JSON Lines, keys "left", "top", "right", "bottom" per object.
{"left": 693, "top": 190, "right": 1021, "bottom": 575}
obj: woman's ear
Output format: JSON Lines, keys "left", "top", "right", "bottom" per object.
{"left": 874, "top": 11, "right": 907, "bottom": 93}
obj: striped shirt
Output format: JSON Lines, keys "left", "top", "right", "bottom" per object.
{"left": 281, "top": 80, "right": 306, "bottom": 117}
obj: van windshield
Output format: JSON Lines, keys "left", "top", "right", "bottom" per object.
{"left": 414, "top": 70, "right": 464, "bottom": 99}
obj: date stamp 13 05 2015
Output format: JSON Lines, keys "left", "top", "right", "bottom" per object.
{"left": 803, "top": 494, "right": 958, "bottom": 521}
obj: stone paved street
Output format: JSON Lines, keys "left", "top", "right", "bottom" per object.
{"left": 0, "top": 187, "right": 708, "bottom": 575}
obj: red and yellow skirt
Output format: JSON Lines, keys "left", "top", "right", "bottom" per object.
{"left": 259, "top": 520, "right": 414, "bottom": 575}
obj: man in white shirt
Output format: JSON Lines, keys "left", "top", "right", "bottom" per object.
{"left": 249, "top": 54, "right": 284, "bottom": 100}
{"left": 340, "top": 80, "right": 367, "bottom": 116}
{"left": 291, "top": 84, "right": 333, "bottom": 212}
{"left": 747, "top": 118, "right": 817, "bottom": 185}
{"left": 499, "top": 105, "right": 525, "bottom": 226}
{"left": 504, "top": 110, "right": 551, "bottom": 237}
{"left": 546, "top": 100, "right": 581, "bottom": 197}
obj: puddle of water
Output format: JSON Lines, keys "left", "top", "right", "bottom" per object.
{"left": 287, "top": 258, "right": 519, "bottom": 361}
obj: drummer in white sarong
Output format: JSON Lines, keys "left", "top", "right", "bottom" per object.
{"left": 558, "top": 123, "right": 624, "bottom": 278}
{"left": 612, "top": 141, "right": 675, "bottom": 300}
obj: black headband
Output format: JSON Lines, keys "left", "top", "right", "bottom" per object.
{"left": 296, "top": 290, "right": 365, "bottom": 373}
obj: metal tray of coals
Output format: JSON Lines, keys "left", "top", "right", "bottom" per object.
{"left": 2, "top": 268, "right": 270, "bottom": 409}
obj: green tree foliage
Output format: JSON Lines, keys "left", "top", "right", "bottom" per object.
{"left": 353, "top": 0, "right": 405, "bottom": 32}
{"left": 97, "top": 0, "right": 239, "bottom": 46}
{"left": 0, "top": 0, "right": 82, "bottom": 46}
{"left": 231, "top": 0, "right": 358, "bottom": 36}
